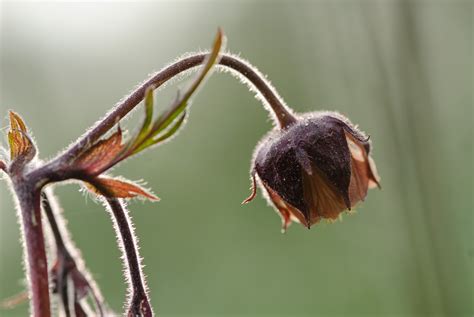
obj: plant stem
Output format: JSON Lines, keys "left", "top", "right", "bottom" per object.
{"left": 44, "top": 53, "right": 295, "bottom": 169}
{"left": 87, "top": 177, "right": 151, "bottom": 316}
{"left": 13, "top": 183, "right": 50, "bottom": 316}
{"left": 16, "top": 49, "right": 293, "bottom": 316}
{"left": 42, "top": 192, "right": 66, "bottom": 250}
{"left": 41, "top": 191, "right": 105, "bottom": 316}
{"left": 104, "top": 197, "right": 152, "bottom": 317}
{"left": 41, "top": 192, "right": 71, "bottom": 316}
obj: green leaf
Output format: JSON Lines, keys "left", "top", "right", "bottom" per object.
{"left": 151, "top": 28, "right": 224, "bottom": 137}
{"left": 134, "top": 110, "right": 187, "bottom": 153}
{"left": 126, "top": 85, "right": 155, "bottom": 153}
{"left": 141, "top": 86, "right": 155, "bottom": 135}
{"left": 153, "top": 110, "right": 187, "bottom": 144}
{"left": 122, "top": 29, "right": 225, "bottom": 158}
{"left": 8, "top": 111, "right": 36, "bottom": 161}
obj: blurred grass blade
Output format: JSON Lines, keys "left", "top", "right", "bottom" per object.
{"left": 1, "top": 291, "right": 28, "bottom": 309}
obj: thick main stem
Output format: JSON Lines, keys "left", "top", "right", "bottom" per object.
{"left": 14, "top": 184, "right": 50, "bottom": 316}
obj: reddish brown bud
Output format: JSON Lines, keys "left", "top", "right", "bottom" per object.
{"left": 245, "top": 112, "right": 380, "bottom": 231}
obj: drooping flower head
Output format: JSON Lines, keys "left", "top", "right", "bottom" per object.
{"left": 244, "top": 111, "right": 380, "bottom": 232}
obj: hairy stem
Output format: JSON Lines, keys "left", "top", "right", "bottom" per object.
{"left": 45, "top": 53, "right": 295, "bottom": 168}
{"left": 15, "top": 48, "right": 292, "bottom": 316}
{"left": 105, "top": 198, "right": 151, "bottom": 317}
{"left": 41, "top": 192, "right": 71, "bottom": 316}
{"left": 42, "top": 192, "right": 66, "bottom": 250}
{"left": 41, "top": 191, "right": 105, "bottom": 316}
{"left": 13, "top": 183, "right": 50, "bottom": 316}
{"left": 90, "top": 178, "right": 151, "bottom": 316}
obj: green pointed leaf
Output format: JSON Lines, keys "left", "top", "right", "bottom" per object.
{"left": 151, "top": 28, "right": 224, "bottom": 136}
{"left": 122, "top": 29, "right": 225, "bottom": 158}
{"left": 133, "top": 110, "right": 187, "bottom": 154}
{"left": 128, "top": 85, "right": 155, "bottom": 152}
{"left": 153, "top": 111, "right": 187, "bottom": 144}
{"left": 142, "top": 86, "right": 154, "bottom": 134}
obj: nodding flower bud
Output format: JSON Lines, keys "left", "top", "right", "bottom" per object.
{"left": 244, "top": 111, "right": 380, "bottom": 232}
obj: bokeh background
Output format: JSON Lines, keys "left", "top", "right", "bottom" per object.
{"left": 0, "top": 1, "right": 472, "bottom": 316}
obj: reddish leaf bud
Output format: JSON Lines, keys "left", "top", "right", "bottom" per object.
{"left": 245, "top": 112, "right": 380, "bottom": 231}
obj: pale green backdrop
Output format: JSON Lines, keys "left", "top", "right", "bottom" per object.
{"left": 0, "top": 1, "right": 472, "bottom": 316}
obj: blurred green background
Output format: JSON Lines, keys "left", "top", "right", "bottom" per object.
{"left": 0, "top": 1, "right": 472, "bottom": 316}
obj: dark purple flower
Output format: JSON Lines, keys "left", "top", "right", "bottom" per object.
{"left": 244, "top": 111, "right": 380, "bottom": 231}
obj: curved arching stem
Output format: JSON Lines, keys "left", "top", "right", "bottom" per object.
{"left": 0, "top": 30, "right": 297, "bottom": 317}
{"left": 18, "top": 45, "right": 296, "bottom": 317}
{"left": 218, "top": 55, "right": 297, "bottom": 128}
{"left": 48, "top": 53, "right": 296, "bottom": 168}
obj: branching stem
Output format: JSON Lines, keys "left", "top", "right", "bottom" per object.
{"left": 6, "top": 45, "right": 296, "bottom": 317}
{"left": 39, "top": 53, "right": 296, "bottom": 177}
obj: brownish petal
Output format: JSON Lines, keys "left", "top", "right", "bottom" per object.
{"left": 345, "top": 131, "right": 380, "bottom": 206}
{"left": 260, "top": 181, "right": 309, "bottom": 232}
{"left": 367, "top": 156, "right": 381, "bottom": 189}
{"left": 301, "top": 164, "right": 348, "bottom": 224}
